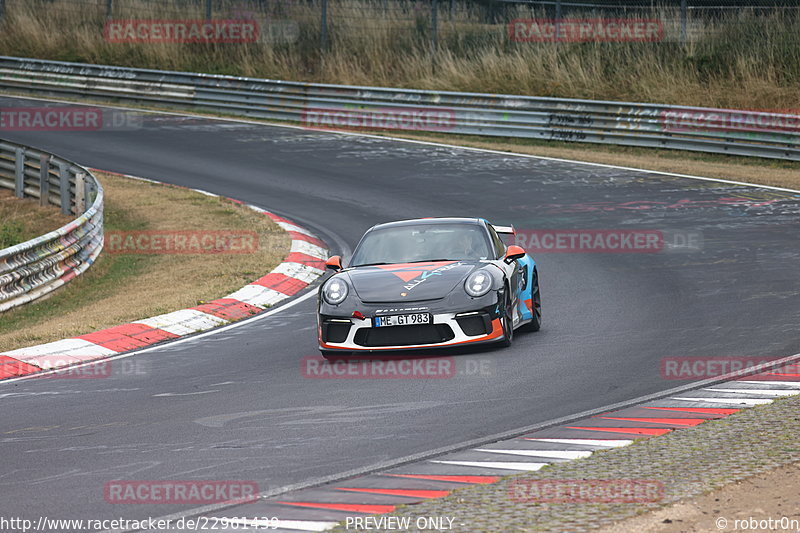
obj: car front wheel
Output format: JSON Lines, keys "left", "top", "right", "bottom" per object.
{"left": 499, "top": 292, "right": 514, "bottom": 347}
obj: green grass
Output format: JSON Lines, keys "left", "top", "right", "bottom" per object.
{"left": 0, "top": 221, "right": 26, "bottom": 249}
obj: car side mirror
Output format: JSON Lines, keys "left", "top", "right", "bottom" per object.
{"left": 326, "top": 255, "right": 343, "bottom": 271}
{"left": 504, "top": 245, "right": 525, "bottom": 264}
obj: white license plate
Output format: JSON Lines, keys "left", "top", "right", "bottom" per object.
{"left": 374, "top": 313, "right": 431, "bottom": 327}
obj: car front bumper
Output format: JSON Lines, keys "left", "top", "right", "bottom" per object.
{"left": 318, "top": 308, "right": 504, "bottom": 352}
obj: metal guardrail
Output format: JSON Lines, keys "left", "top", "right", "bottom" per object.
{"left": 0, "top": 56, "right": 798, "bottom": 161}
{"left": 0, "top": 139, "right": 103, "bottom": 312}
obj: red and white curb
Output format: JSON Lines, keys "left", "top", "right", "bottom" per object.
{"left": 202, "top": 365, "right": 800, "bottom": 532}
{"left": 0, "top": 171, "right": 328, "bottom": 381}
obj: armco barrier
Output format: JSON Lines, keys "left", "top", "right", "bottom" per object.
{"left": 0, "top": 139, "right": 103, "bottom": 312}
{"left": 0, "top": 55, "right": 798, "bottom": 161}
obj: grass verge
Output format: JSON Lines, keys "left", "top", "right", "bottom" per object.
{"left": 0, "top": 188, "right": 72, "bottom": 248}
{"left": 0, "top": 171, "right": 290, "bottom": 352}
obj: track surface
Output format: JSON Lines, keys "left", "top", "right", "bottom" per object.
{"left": 1, "top": 97, "right": 799, "bottom": 524}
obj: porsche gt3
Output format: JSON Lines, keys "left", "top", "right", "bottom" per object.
{"left": 317, "top": 217, "right": 541, "bottom": 357}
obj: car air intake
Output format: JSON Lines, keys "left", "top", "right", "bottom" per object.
{"left": 354, "top": 324, "right": 455, "bottom": 347}
{"left": 456, "top": 312, "right": 491, "bottom": 336}
{"left": 322, "top": 321, "right": 351, "bottom": 343}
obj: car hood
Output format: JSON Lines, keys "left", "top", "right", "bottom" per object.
{"left": 344, "top": 260, "right": 486, "bottom": 302}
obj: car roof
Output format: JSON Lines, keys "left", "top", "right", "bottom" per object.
{"left": 368, "top": 217, "right": 486, "bottom": 232}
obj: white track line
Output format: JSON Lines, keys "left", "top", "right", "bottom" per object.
{"left": 474, "top": 449, "right": 593, "bottom": 460}
{"left": 430, "top": 460, "right": 549, "bottom": 471}
{"left": 704, "top": 388, "right": 800, "bottom": 397}
{"left": 523, "top": 438, "right": 634, "bottom": 448}
{"left": 735, "top": 381, "right": 800, "bottom": 387}
{"left": 672, "top": 397, "right": 774, "bottom": 406}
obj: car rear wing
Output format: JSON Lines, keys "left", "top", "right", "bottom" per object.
{"left": 491, "top": 224, "right": 516, "bottom": 236}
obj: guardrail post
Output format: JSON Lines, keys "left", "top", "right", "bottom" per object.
{"left": 680, "top": 0, "right": 688, "bottom": 45}
{"left": 85, "top": 172, "right": 97, "bottom": 206}
{"left": 205, "top": 0, "right": 212, "bottom": 21}
{"left": 39, "top": 154, "right": 50, "bottom": 207}
{"left": 58, "top": 162, "right": 72, "bottom": 215}
{"left": 555, "top": 0, "right": 562, "bottom": 43}
{"left": 14, "top": 147, "right": 25, "bottom": 199}
{"left": 106, "top": 0, "right": 113, "bottom": 18}
{"left": 75, "top": 172, "right": 86, "bottom": 214}
{"left": 431, "top": 0, "right": 439, "bottom": 61}
{"left": 320, "top": 0, "right": 329, "bottom": 51}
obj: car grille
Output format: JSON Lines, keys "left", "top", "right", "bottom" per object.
{"left": 354, "top": 324, "right": 455, "bottom": 347}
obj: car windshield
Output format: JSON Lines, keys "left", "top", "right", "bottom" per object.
{"left": 350, "top": 223, "right": 493, "bottom": 266}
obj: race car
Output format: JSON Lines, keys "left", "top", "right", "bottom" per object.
{"left": 317, "top": 217, "right": 541, "bottom": 357}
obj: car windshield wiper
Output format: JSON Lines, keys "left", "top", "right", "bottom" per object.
{"left": 405, "top": 258, "right": 457, "bottom": 263}
{"left": 353, "top": 261, "right": 391, "bottom": 267}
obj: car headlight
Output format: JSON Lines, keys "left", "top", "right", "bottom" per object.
{"left": 323, "top": 277, "right": 349, "bottom": 305}
{"left": 464, "top": 270, "right": 492, "bottom": 297}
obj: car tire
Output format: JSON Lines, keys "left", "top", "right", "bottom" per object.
{"left": 499, "top": 291, "right": 514, "bottom": 347}
{"left": 521, "top": 276, "right": 542, "bottom": 332}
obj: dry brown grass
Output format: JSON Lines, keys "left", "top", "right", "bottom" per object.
{"left": 0, "top": 0, "right": 798, "bottom": 109}
{"left": 597, "top": 461, "right": 800, "bottom": 533}
{"left": 0, "top": 171, "right": 290, "bottom": 351}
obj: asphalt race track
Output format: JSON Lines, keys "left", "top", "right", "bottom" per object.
{"left": 1, "top": 97, "right": 799, "bottom": 526}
